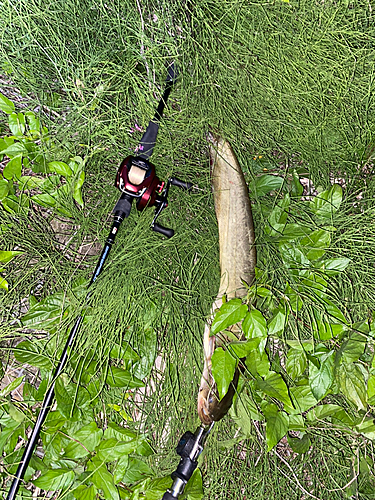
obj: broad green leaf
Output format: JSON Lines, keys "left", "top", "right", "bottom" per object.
{"left": 2, "top": 142, "right": 28, "bottom": 157}
{"left": 87, "top": 458, "right": 119, "bottom": 500}
{"left": 288, "top": 413, "right": 305, "bottom": 431}
{"left": 106, "top": 366, "right": 145, "bottom": 389}
{"left": 0, "top": 179, "right": 9, "bottom": 201}
{"left": 104, "top": 422, "right": 153, "bottom": 456}
{"left": 73, "top": 484, "right": 98, "bottom": 500}
{"left": 289, "top": 384, "right": 317, "bottom": 413}
{"left": 311, "top": 184, "right": 342, "bottom": 218}
{"left": 287, "top": 433, "right": 311, "bottom": 454}
{"left": 339, "top": 362, "right": 367, "bottom": 411}
{"left": 227, "top": 338, "right": 260, "bottom": 358}
{"left": 291, "top": 170, "right": 303, "bottom": 196}
{"left": 0, "top": 250, "right": 23, "bottom": 263}
{"left": 286, "top": 348, "right": 307, "bottom": 379}
{"left": 110, "top": 343, "right": 140, "bottom": 362}
{"left": 211, "top": 299, "right": 247, "bottom": 336}
{"left": 267, "top": 310, "right": 287, "bottom": 336}
{"left": 0, "top": 278, "right": 9, "bottom": 291}
{"left": 246, "top": 349, "right": 270, "bottom": 377}
{"left": 251, "top": 174, "right": 284, "bottom": 196}
{"left": 95, "top": 438, "right": 137, "bottom": 461}
{"left": 73, "top": 171, "right": 85, "bottom": 207}
{"left": 13, "top": 340, "right": 53, "bottom": 370}
{"left": 257, "top": 371, "right": 293, "bottom": 407}
{"left": 242, "top": 309, "right": 267, "bottom": 340}
{"left": 64, "top": 422, "right": 102, "bottom": 458}
{"left": 367, "top": 374, "right": 375, "bottom": 401}
{"left": 263, "top": 403, "right": 289, "bottom": 451}
{"left": 0, "top": 92, "right": 15, "bottom": 114}
{"left": 145, "top": 477, "right": 173, "bottom": 500}
{"left": 8, "top": 112, "right": 25, "bottom": 136}
{"left": 284, "top": 284, "right": 303, "bottom": 312}
{"left": 300, "top": 229, "right": 330, "bottom": 261}
{"left": 113, "top": 455, "right": 129, "bottom": 483}
{"left": 321, "top": 257, "right": 351, "bottom": 275}
{"left": 121, "top": 457, "right": 153, "bottom": 483}
{"left": 31, "top": 193, "right": 56, "bottom": 208}
{"left": 341, "top": 333, "right": 366, "bottom": 363}
{"left": 18, "top": 175, "right": 46, "bottom": 190}
{"left": 0, "top": 376, "right": 24, "bottom": 398}
{"left": 267, "top": 194, "right": 290, "bottom": 235}
{"left": 230, "top": 392, "right": 263, "bottom": 437}
{"left": 33, "top": 468, "right": 75, "bottom": 490}
{"left": 21, "top": 292, "right": 68, "bottom": 329}
{"left": 25, "top": 111, "right": 40, "bottom": 134}
{"left": 279, "top": 242, "right": 311, "bottom": 277}
{"left": 55, "top": 378, "right": 91, "bottom": 419}
{"left": 48, "top": 161, "right": 73, "bottom": 177}
{"left": 309, "top": 351, "right": 334, "bottom": 401}
{"left": 182, "top": 469, "right": 204, "bottom": 500}
{"left": 132, "top": 327, "right": 157, "bottom": 380}
{"left": 355, "top": 418, "right": 375, "bottom": 440}
{"left": 211, "top": 347, "right": 238, "bottom": 400}
{"left": 3, "top": 155, "right": 22, "bottom": 180}
{"left": 306, "top": 404, "right": 343, "bottom": 422}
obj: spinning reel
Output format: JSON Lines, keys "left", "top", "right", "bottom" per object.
{"left": 115, "top": 155, "right": 193, "bottom": 238}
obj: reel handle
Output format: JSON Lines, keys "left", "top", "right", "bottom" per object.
{"left": 170, "top": 177, "right": 193, "bottom": 191}
{"left": 152, "top": 223, "right": 175, "bottom": 238}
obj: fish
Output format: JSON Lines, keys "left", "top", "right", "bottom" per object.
{"left": 197, "top": 133, "right": 257, "bottom": 426}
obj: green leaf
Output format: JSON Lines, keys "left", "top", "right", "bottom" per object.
{"left": 311, "top": 184, "right": 342, "bottom": 218}
{"left": 309, "top": 351, "right": 334, "bottom": 401}
{"left": 321, "top": 257, "right": 351, "bottom": 275}
{"left": 230, "top": 392, "right": 263, "bottom": 437}
{"left": 289, "top": 384, "right": 317, "bottom": 413}
{"left": 110, "top": 343, "right": 140, "bottom": 362}
{"left": 48, "top": 161, "right": 73, "bottom": 177}
{"left": 87, "top": 458, "right": 119, "bottom": 500}
{"left": 0, "top": 92, "right": 15, "bottom": 114}
{"left": 341, "top": 333, "right": 366, "bottom": 363}
{"left": 18, "top": 175, "right": 46, "bottom": 190}
{"left": 287, "top": 433, "right": 311, "bottom": 454}
{"left": 291, "top": 170, "right": 303, "bottom": 196}
{"left": 145, "top": 477, "right": 173, "bottom": 500}
{"left": 0, "top": 376, "right": 24, "bottom": 398}
{"left": 73, "top": 171, "right": 85, "bottom": 207}
{"left": 263, "top": 403, "right": 289, "bottom": 451}
{"left": 8, "top": 112, "right": 25, "bottom": 136}
{"left": 121, "top": 457, "right": 153, "bottom": 483}
{"left": 246, "top": 349, "right": 270, "bottom": 377}
{"left": 13, "top": 340, "right": 53, "bottom": 370}
{"left": 211, "top": 347, "right": 238, "bottom": 400}
{"left": 257, "top": 371, "right": 293, "bottom": 407}
{"left": 0, "top": 179, "right": 9, "bottom": 201}
{"left": 251, "top": 174, "right": 284, "bottom": 196}
{"left": 339, "top": 362, "right": 367, "bottom": 411}
{"left": 211, "top": 299, "right": 248, "bottom": 336}
{"left": 286, "top": 348, "right": 307, "bottom": 379}
{"left": 267, "top": 194, "right": 289, "bottom": 235}
{"left": 182, "top": 469, "right": 204, "bottom": 500}
{"left": 104, "top": 422, "right": 153, "bottom": 456}
{"left": 300, "top": 229, "right": 330, "bottom": 261}
{"left": 106, "top": 366, "right": 144, "bottom": 389}
{"left": 227, "top": 338, "right": 260, "bottom": 358}
{"left": 33, "top": 469, "right": 75, "bottom": 490}
{"left": 367, "top": 374, "right": 375, "bottom": 401}
{"left": 95, "top": 438, "right": 137, "bottom": 461}
{"left": 267, "top": 310, "right": 287, "bottom": 336}
{"left": 31, "top": 193, "right": 56, "bottom": 208}
{"left": 0, "top": 250, "right": 23, "bottom": 263}
{"left": 279, "top": 242, "right": 311, "bottom": 277}
{"left": 242, "top": 309, "right": 267, "bottom": 340}
{"left": 73, "top": 484, "right": 98, "bottom": 500}
{"left": 64, "top": 422, "right": 102, "bottom": 458}
{"left": 25, "top": 111, "right": 40, "bottom": 135}
{"left": 21, "top": 292, "right": 68, "bottom": 330}
{"left": 306, "top": 404, "right": 343, "bottom": 422}
{"left": 2, "top": 142, "right": 28, "bottom": 157}
{"left": 3, "top": 155, "right": 22, "bottom": 180}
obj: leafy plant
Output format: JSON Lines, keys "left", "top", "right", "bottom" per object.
{"left": 211, "top": 177, "right": 375, "bottom": 458}
{"left": 0, "top": 92, "right": 85, "bottom": 217}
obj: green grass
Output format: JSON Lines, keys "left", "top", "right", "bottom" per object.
{"left": 2, "top": 0, "right": 375, "bottom": 498}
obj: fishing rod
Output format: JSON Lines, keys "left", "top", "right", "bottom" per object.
{"left": 161, "top": 423, "right": 214, "bottom": 499}
{"left": 6, "top": 62, "right": 193, "bottom": 500}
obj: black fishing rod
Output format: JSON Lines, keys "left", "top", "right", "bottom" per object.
{"left": 6, "top": 62, "right": 193, "bottom": 500}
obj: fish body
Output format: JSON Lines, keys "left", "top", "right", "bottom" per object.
{"left": 197, "top": 134, "right": 257, "bottom": 425}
